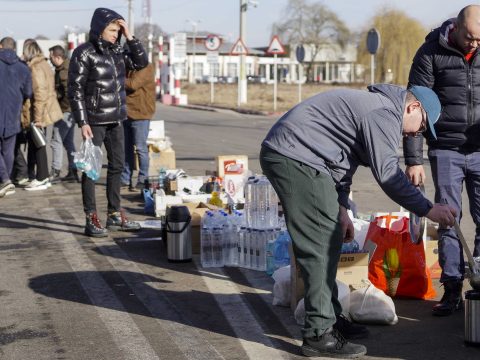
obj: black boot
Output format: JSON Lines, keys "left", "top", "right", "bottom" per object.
{"left": 62, "top": 169, "right": 80, "bottom": 183}
{"left": 301, "top": 328, "right": 367, "bottom": 358}
{"left": 85, "top": 212, "right": 108, "bottom": 238}
{"left": 333, "top": 314, "right": 369, "bottom": 340}
{"left": 106, "top": 210, "right": 141, "bottom": 231}
{"left": 432, "top": 280, "right": 463, "bottom": 316}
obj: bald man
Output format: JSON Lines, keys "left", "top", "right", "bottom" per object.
{"left": 406, "top": 4, "right": 480, "bottom": 316}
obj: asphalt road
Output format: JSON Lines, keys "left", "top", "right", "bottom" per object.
{"left": 0, "top": 103, "right": 478, "bottom": 360}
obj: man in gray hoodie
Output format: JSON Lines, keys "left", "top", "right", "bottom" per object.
{"left": 260, "top": 84, "right": 457, "bottom": 359}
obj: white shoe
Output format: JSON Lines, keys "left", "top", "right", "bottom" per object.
{"left": 0, "top": 182, "right": 15, "bottom": 197}
{"left": 24, "top": 178, "right": 50, "bottom": 191}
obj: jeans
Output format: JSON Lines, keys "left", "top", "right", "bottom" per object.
{"left": 121, "top": 118, "right": 150, "bottom": 186}
{"left": 429, "top": 148, "right": 480, "bottom": 282}
{"left": 82, "top": 123, "right": 124, "bottom": 214}
{"left": 27, "top": 128, "right": 49, "bottom": 181}
{"left": 0, "top": 134, "right": 16, "bottom": 183}
{"left": 260, "top": 146, "right": 343, "bottom": 338}
{"left": 51, "top": 112, "right": 76, "bottom": 171}
{"left": 12, "top": 132, "right": 28, "bottom": 181}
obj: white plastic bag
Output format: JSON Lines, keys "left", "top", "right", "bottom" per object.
{"left": 294, "top": 279, "right": 351, "bottom": 326}
{"left": 73, "top": 138, "right": 103, "bottom": 181}
{"left": 349, "top": 280, "right": 398, "bottom": 325}
{"left": 272, "top": 265, "right": 291, "bottom": 307}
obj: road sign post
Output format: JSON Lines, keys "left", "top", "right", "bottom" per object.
{"left": 267, "top": 35, "right": 286, "bottom": 112}
{"left": 366, "top": 28, "right": 381, "bottom": 85}
{"left": 205, "top": 35, "right": 221, "bottom": 104}
{"left": 296, "top": 45, "right": 305, "bottom": 103}
{"left": 230, "top": 38, "right": 248, "bottom": 108}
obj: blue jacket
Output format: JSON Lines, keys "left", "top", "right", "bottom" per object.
{"left": 0, "top": 48, "right": 32, "bottom": 137}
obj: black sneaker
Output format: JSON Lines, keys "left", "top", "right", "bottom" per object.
{"left": 50, "top": 168, "right": 61, "bottom": 183}
{"left": 106, "top": 210, "right": 141, "bottom": 231}
{"left": 432, "top": 280, "right": 463, "bottom": 316}
{"left": 333, "top": 314, "right": 369, "bottom": 340}
{"left": 301, "top": 328, "right": 367, "bottom": 358}
{"left": 85, "top": 212, "right": 108, "bottom": 238}
{"left": 62, "top": 169, "right": 80, "bottom": 183}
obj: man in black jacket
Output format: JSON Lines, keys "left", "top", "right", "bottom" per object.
{"left": 406, "top": 4, "right": 480, "bottom": 316}
{"left": 68, "top": 8, "right": 148, "bottom": 237}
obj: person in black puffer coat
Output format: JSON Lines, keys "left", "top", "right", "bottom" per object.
{"left": 68, "top": 7, "right": 148, "bottom": 237}
{"left": 405, "top": 5, "right": 480, "bottom": 316}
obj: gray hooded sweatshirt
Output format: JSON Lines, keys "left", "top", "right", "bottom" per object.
{"left": 262, "top": 84, "right": 432, "bottom": 217}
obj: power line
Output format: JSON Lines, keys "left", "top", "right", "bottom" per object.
{"left": 0, "top": 6, "right": 126, "bottom": 13}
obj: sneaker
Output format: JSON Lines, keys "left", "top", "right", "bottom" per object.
{"left": 333, "top": 314, "right": 369, "bottom": 340}
{"left": 432, "top": 280, "right": 463, "bottom": 316}
{"left": 85, "top": 212, "right": 108, "bottom": 238}
{"left": 50, "top": 168, "right": 61, "bottom": 183}
{"left": 0, "top": 181, "right": 15, "bottom": 197}
{"left": 24, "top": 178, "right": 51, "bottom": 191}
{"left": 61, "top": 169, "right": 80, "bottom": 183}
{"left": 106, "top": 210, "right": 141, "bottom": 231}
{"left": 301, "top": 328, "right": 367, "bottom": 358}
{"left": 14, "top": 178, "right": 30, "bottom": 186}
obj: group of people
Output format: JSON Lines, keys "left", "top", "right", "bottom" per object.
{"left": 262, "top": 4, "right": 480, "bottom": 359}
{"left": 0, "top": 7, "right": 155, "bottom": 237}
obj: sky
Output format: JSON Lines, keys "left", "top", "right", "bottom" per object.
{"left": 0, "top": 0, "right": 476, "bottom": 47}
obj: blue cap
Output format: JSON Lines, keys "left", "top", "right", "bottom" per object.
{"left": 409, "top": 86, "right": 441, "bottom": 139}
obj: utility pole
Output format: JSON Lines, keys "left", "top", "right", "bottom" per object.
{"left": 143, "top": 0, "right": 153, "bottom": 62}
{"left": 127, "top": 0, "right": 135, "bottom": 35}
{"left": 186, "top": 19, "right": 200, "bottom": 83}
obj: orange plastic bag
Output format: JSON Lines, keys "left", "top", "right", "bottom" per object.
{"left": 366, "top": 214, "right": 436, "bottom": 300}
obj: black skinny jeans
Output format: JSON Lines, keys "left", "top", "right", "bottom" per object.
{"left": 82, "top": 123, "right": 124, "bottom": 215}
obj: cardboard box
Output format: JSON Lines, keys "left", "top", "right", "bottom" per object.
{"left": 425, "top": 240, "right": 441, "bottom": 279}
{"left": 183, "top": 202, "right": 219, "bottom": 254}
{"left": 155, "top": 193, "right": 183, "bottom": 217}
{"left": 216, "top": 155, "right": 249, "bottom": 178}
{"left": 289, "top": 244, "right": 370, "bottom": 311}
{"left": 149, "top": 148, "right": 176, "bottom": 174}
{"left": 148, "top": 120, "right": 165, "bottom": 141}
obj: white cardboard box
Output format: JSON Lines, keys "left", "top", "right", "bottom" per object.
{"left": 148, "top": 120, "right": 165, "bottom": 141}
{"left": 155, "top": 193, "right": 183, "bottom": 217}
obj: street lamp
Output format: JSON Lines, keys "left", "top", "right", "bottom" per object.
{"left": 186, "top": 19, "right": 201, "bottom": 84}
{"left": 238, "top": 0, "right": 258, "bottom": 105}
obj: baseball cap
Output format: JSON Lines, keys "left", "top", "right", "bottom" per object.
{"left": 409, "top": 86, "right": 441, "bottom": 139}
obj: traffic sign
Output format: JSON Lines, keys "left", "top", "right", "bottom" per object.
{"left": 267, "top": 35, "right": 285, "bottom": 55}
{"left": 207, "top": 51, "right": 219, "bottom": 63}
{"left": 205, "top": 34, "right": 221, "bottom": 51}
{"left": 230, "top": 38, "right": 248, "bottom": 55}
{"left": 366, "top": 28, "right": 381, "bottom": 55}
{"left": 295, "top": 45, "right": 305, "bottom": 63}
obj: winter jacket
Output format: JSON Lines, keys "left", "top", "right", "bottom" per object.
{"left": 53, "top": 58, "right": 71, "bottom": 113}
{"left": 405, "top": 18, "right": 480, "bottom": 165}
{"left": 0, "top": 49, "right": 32, "bottom": 138}
{"left": 67, "top": 7, "right": 148, "bottom": 127}
{"left": 26, "top": 55, "right": 62, "bottom": 128}
{"left": 125, "top": 63, "right": 156, "bottom": 120}
{"left": 262, "top": 84, "right": 433, "bottom": 217}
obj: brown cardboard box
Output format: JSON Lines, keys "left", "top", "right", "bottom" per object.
{"left": 149, "top": 148, "right": 176, "bottom": 173}
{"left": 425, "top": 240, "right": 441, "bottom": 279}
{"left": 183, "top": 202, "right": 219, "bottom": 254}
{"left": 289, "top": 244, "right": 369, "bottom": 311}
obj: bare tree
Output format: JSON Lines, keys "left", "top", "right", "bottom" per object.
{"left": 357, "top": 8, "right": 427, "bottom": 85}
{"left": 273, "top": 0, "right": 350, "bottom": 81}
{"left": 134, "top": 22, "right": 165, "bottom": 51}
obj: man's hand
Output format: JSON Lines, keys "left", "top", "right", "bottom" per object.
{"left": 81, "top": 124, "right": 93, "bottom": 139}
{"left": 118, "top": 19, "right": 133, "bottom": 41}
{"left": 405, "top": 165, "right": 426, "bottom": 186}
{"left": 426, "top": 204, "right": 457, "bottom": 227}
{"left": 339, "top": 206, "right": 354, "bottom": 243}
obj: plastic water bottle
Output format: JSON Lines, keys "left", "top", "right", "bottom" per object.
{"left": 244, "top": 228, "right": 252, "bottom": 269}
{"left": 158, "top": 167, "right": 167, "bottom": 190}
{"left": 238, "top": 226, "right": 246, "bottom": 268}
{"left": 211, "top": 226, "right": 224, "bottom": 267}
{"left": 274, "top": 229, "right": 291, "bottom": 269}
{"left": 266, "top": 237, "right": 276, "bottom": 275}
{"left": 200, "top": 211, "right": 214, "bottom": 267}
{"left": 341, "top": 239, "right": 360, "bottom": 253}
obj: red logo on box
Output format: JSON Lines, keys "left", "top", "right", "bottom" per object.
{"left": 224, "top": 160, "right": 244, "bottom": 175}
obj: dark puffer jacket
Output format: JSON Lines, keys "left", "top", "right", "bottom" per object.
{"left": 68, "top": 8, "right": 148, "bottom": 127}
{"left": 405, "top": 18, "right": 480, "bottom": 165}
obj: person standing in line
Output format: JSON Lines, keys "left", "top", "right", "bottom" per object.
{"left": 68, "top": 8, "right": 148, "bottom": 237}
{"left": 0, "top": 36, "right": 32, "bottom": 197}
{"left": 405, "top": 4, "right": 480, "bottom": 316}
{"left": 121, "top": 62, "right": 156, "bottom": 190}
{"left": 22, "top": 39, "right": 62, "bottom": 191}
{"left": 260, "top": 84, "right": 457, "bottom": 358}
{"left": 49, "top": 45, "right": 79, "bottom": 183}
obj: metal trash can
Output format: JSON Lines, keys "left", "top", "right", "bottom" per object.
{"left": 165, "top": 205, "right": 192, "bottom": 262}
{"left": 465, "top": 290, "right": 480, "bottom": 345}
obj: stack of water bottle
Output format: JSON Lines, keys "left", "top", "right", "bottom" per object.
{"left": 201, "top": 175, "right": 291, "bottom": 274}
